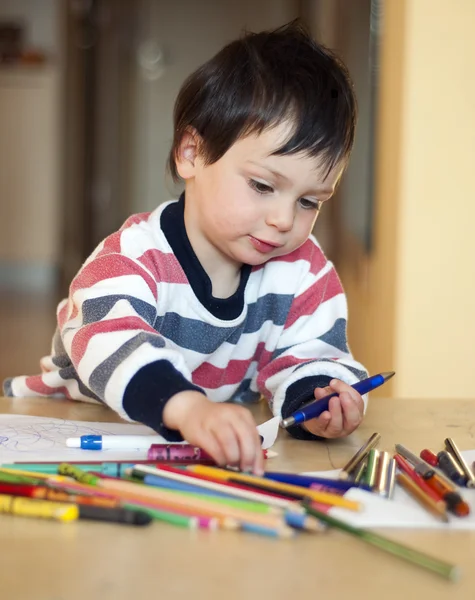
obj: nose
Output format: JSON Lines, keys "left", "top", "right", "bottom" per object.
{"left": 265, "top": 200, "right": 294, "bottom": 232}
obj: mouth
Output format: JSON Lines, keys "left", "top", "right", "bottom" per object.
{"left": 248, "top": 236, "right": 283, "bottom": 254}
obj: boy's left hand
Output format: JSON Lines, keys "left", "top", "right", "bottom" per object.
{"left": 302, "top": 379, "right": 364, "bottom": 438}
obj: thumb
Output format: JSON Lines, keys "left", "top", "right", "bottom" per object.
{"left": 313, "top": 386, "right": 332, "bottom": 400}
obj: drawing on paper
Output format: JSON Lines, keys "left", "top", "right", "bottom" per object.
{"left": 0, "top": 420, "right": 132, "bottom": 453}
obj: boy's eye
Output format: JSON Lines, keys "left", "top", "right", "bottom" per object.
{"left": 248, "top": 179, "right": 274, "bottom": 194}
{"left": 299, "top": 198, "right": 322, "bottom": 211}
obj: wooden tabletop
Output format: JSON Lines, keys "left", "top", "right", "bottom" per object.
{"left": 0, "top": 396, "right": 474, "bottom": 600}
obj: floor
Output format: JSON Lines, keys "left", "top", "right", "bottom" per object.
{"left": 0, "top": 291, "right": 57, "bottom": 388}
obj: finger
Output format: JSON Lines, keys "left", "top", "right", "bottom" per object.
{"left": 213, "top": 423, "right": 241, "bottom": 466}
{"left": 329, "top": 379, "right": 360, "bottom": 404}
{"left": 233, "top": 416, "right": 261, "bottom": 473}
{"left": 302, "top": 411, "right": 331, "bottom": 437}
{"left": 196, "top": 432, "right": 228, "bottom": 467}
{"left": 324, "top": 396, "right": 343, "bottom": 437}
{"left": 340, "top": 392, "right": 362, "bottom": 433}
{"left": 313, "top": 386, "right": 332, "bottom": 400}
{"left": 237, "top": 410, "right": 265, "bottom": 475}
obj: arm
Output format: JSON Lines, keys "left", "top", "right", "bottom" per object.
{"left": 59, "top": 222, "right": 204, "bottom": 441}
{"left": 59, "top": 219, "right": 265, "bottom": 472}
{"left": 257, "top": 243, "right": 367, "bottom": 440}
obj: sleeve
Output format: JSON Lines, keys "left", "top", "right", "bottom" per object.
{"left": 58, "top": 221, "right": 205, "bottom": 440}
{"left": 256, "top": 244, "right": 368, "bottom": 441}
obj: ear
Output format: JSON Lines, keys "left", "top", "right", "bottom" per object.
{"left": 175, "top": 128, "right": 202, "bottom": 180}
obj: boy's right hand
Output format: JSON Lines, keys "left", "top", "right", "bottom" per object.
{"left": 163, "top": 391, "right": 264, "bottom": 475}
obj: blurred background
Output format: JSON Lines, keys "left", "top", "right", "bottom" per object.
{"left": 0, "top": 0, "right": 473, "bottom": 401}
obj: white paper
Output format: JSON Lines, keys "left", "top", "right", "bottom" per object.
{"left": 257, "top": 416, "right": 281, "bottom": 450}
{"left": 304, "top": 450, "right": 475, "bottom": 530}
{"left": 0, "top": 415, "right": 161, "bottom": 463}
{"left": 0, "top": 413, "right": 280, "bottom": 464}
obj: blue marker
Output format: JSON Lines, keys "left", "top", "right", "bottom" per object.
{"left": 66, "top": 434, "right": 162, "bottom": 450}
{"left": 281, "top": 371, "right": 395, "bottom": 428}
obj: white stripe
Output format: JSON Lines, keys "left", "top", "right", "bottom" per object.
{"left": 279, "top": 294, "right": 348, "bottom": 346}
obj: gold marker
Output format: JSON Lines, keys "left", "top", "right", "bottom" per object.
{"left": 375, "top": 451, "right": 391, "bottom": 496}
{"left": 385, "top": 458, "right": 397, "bottom": 499}
{"left": 338, "top": 432, "right": 381, "bottom": 480}
{"left": 444, "top": 438, "right": 475, "bottom": 488}
{"left": 0, "top": 494, "right": 78, "bottom": 522}
{"left": 364, "top": 448, "right": 380, "bottom": 489}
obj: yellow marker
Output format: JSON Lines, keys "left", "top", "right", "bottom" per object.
{"left": 189, "top": 466, "right": 362, "bottom": 512}
{"left": 0, "top": 494, "right": 79, "bottom": 522}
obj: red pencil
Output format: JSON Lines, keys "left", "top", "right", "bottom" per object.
{"left": 394, "top": 454, "right": 444, "bottom": 503}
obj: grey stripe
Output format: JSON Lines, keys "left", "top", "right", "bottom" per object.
{"left": 156, "top": 293, "right": 293, "bottom": 354}
{"left": 229, "top": 378, "right": 261, "bottom": 404}
{"left": 52, "top": 328, "right": 71, "bottom": 368}
{"left": 89, "top": 332, "right": 166, "bottom": 399}
{"left": 82, "top": 295, "right": 157, "bottom": 327}
{"left": 57, "top": 366, "right": 104, "bottom": 403}
{"left": 317, "top": 318, "right": 350, "bottom": 353}
{"left": 3, "top": 378, "right": 13, "bottom": 396}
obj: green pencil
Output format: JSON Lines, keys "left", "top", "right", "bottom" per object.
{"left": 123, "top": 477, "right": 277, "bottom": 515}
{"left": 122, "top": 503, "right": 214, "bottom": 529}
{"left": 303, "top": 500, "right": 460, "bottom": 581}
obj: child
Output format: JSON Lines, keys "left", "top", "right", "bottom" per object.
{"left": 4, "top": 22, "right": 367, "bottom": 475}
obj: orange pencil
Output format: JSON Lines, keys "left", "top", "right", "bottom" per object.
{"left": 396, "top": 473, "right": 449, "bottom": 522}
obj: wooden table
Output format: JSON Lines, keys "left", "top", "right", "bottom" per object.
{"left": 1, "top": 396, "right": 474, "bottom": 600}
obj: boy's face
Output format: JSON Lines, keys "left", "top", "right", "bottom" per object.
{"left": 177, "top": 122, "right": 342, "bottom": 272}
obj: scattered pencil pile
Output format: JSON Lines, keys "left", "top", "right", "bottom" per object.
{"left": 0, "top": 435, "right": 471, "bottom": 583}
{"left": 339, "top": 433, "right": 473, "bottom": 524}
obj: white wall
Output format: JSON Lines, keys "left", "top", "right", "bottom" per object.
{"left": 128, "top": 0, "right": 299, "bottom": 213}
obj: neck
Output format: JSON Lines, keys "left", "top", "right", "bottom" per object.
{"left": 183, "top": 194, "right": 243, "bottom": 299}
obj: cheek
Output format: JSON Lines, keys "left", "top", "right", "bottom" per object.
{"left": 294, "top": 212, "right": 318, "bottom": 240}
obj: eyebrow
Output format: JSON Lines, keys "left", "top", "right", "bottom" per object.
{"left": 246, "top": 160, "right": 334, "bottom": 195}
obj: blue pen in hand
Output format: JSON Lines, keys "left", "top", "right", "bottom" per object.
{"left": 281, "top": 371, "right": 395, "bottom": 428}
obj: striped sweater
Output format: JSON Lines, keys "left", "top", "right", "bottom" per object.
{"left": 4, "top": 197, "right": 367, "bottom": 441}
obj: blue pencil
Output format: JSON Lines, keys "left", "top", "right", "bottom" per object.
{"left": 263, "top": 472, "right": 371, "bottom": 492}
{"left": 141, "top": 473, "right": 235, "bottom": 499}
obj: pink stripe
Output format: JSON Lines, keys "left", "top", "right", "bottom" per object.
{"left": 285, "top": 269, "right": 342, "bottom": 329}
{"left": 119, "top": 212, "right": 150, "bottom": 230}
{"left": 57, "top": 302, "right": 69, "bottom": 329}
{"left": 192, "top": 342, "right": 277, "bottom": 389}
{"left": 71, "top": 316, "right": 158, "bottom": 365}
{"left": 138, "top": 249, "right": 188, "bottom": 284}
{"left": 192, "top": 358, "right": 251, "bottom": 389}
{"left": 70, "top": 254, "right": 158, "bottom": 300}
{"left": 267, "top": 240, "right": 328, "bottom": 275}
{"left": 257, "top": 354, "right": 311, "bottom": 396}
{"left": 25, "top": 376, "right": 71, "bottom": 399}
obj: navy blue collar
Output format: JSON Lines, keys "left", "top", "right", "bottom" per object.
{"left": 161, "top": 194, "right": 252, "bottom": 320}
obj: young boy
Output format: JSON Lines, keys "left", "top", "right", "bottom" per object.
{"left": 4, "top": 22, "right": 367, "bottom": 475}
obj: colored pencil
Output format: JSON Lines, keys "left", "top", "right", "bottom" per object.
{"left": 303, "top": 500, "right": 460, "bottom": 581}
{"left": 122, "top": 503, "right": 218, "bottom": 530}
{"left": 156, "top": 465, "right": 303, "bottom": 508}
{"left": 0, "top": 481, "right": 119, "bottom": 508}
{"left": 130, "top": 464, "right": 299, "bottom": 511}
{"left": 263, "top": 472, "right": 371, "bottom": 492}
{"left": 55, "top": 465, "right": 290, "bottom": 531}
{"left": 188, "top": 465, "right": 362, "bottom": 512}
{"left": 396, "top": 473, "right": 449, "bottom": 523}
